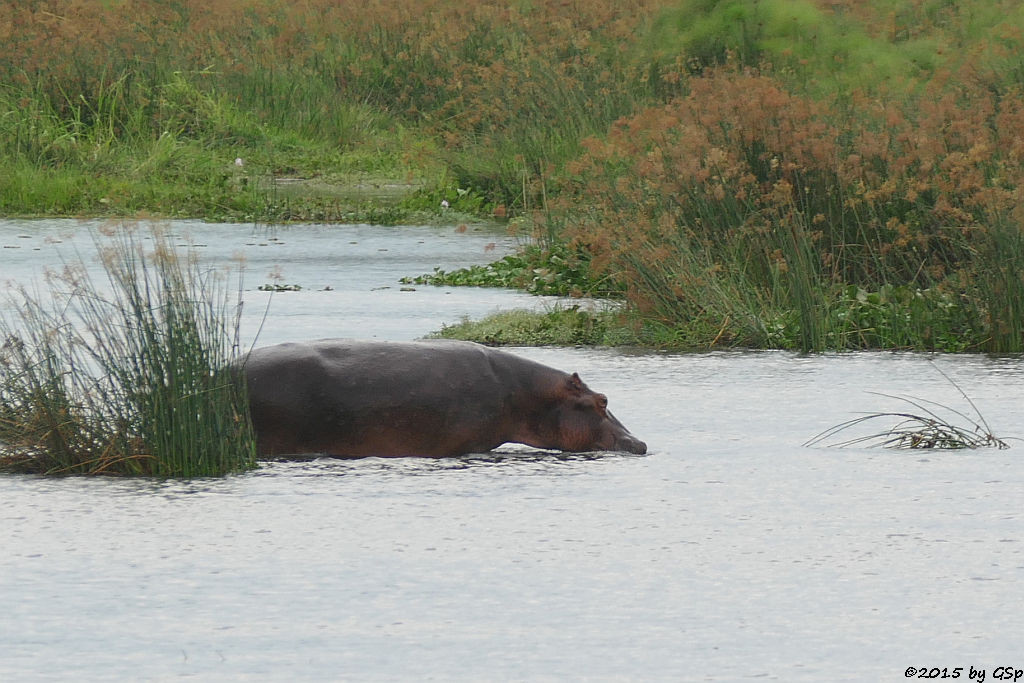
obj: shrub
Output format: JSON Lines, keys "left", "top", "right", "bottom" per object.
{"left": 550, "top": 63, "right": 1024, "bottom": 350}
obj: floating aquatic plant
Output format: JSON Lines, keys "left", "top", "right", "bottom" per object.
{"left": 806, "top": 365, "right": 1010, "bottom": 450}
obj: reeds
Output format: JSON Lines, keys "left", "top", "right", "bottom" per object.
{"left": 805, "top": 366, "right": 1010, "bottom": 450}
{"left": 0, "top": 223, "right": 257, "bottom": 476}
{"left": 551, "top": 55, "right": 1024, "bottom": 351}
{"left": 806, "top": 402, "right": 1008, "bottom": 450}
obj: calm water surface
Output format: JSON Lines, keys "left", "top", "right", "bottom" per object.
{"left": 0, "top": 218, "right": 557, "bottom": 343}
{"left": 1, "top": 220, "right": 1023, "bottom": 681}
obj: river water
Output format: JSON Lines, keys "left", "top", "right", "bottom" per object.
{"left": 1, "top": 220, "right": 1022, "bottom": 681}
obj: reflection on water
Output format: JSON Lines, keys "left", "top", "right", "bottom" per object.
{"left": 2, "top": 220, "right": 1024, "bottom": 681}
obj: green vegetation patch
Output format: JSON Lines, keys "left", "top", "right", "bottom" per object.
{"left": 433, "top": 283, "right": 989, "bottom": 352}
{"left": 0, "top": 223, "right": 258, "bottom": 476}
{"left": 434, "top": 308, "right": 621, "bottom": 347}
{"left": 645, "top": 0, "right": 1023, "bottom": 91}
{"left": 402, "top": 243, "right": 617, "bottom": 297}
{"left": 0, "top": 71, "right": 437, "bottom": 221}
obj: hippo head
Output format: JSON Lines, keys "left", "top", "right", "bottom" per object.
{"left": 541, "top": 372, "right": 647, "bottom": 455}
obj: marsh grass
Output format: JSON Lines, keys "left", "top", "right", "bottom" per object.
{"left": 974, "top": 214, "right": 1024, "bottom": 353}
{"left": 805, "top": 366, "right": 1010, "bottom": 450}
{"left": 0, "top": 0, "right": 670, "bottom": 217}
{"left": 0, "top": 223, "right": 257, "bottom": 476}
{"left": 0, "top": 65, "right": 420, "bottom": 220}
{"left": 553, "top": 55, "right": 1024, "bottom": 351}
{"left": 6, "top": 1, "right": 1024, "bottom": 351}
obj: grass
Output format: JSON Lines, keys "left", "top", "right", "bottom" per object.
{"left": 0, "top": 68, "right": 436, "bottom": 222}
{"left": 401, "top": 243, "right": 616, "bottom": 297}
{"left": 807, "top": 401, "right": 1008, "bottom": 450}
{"left": 426, "top": 278, "right": 986, "bottom": 351}
{"left": 4, "top": 1, "right": 1024, "bottom": 352}
{"left": 805, "top": 365, "right": 1011, "bottom": 450}
{"left": 0, "top": 223, "right": 257, "bottom": 476}
{"left": 431, "top": 306, "right": 735, "bottom": 348}
{"left": 0, "top": 0, "right": 668, "bottom": 219}
{"left": 433, "top": 307, "right": 622, "bottom": 347}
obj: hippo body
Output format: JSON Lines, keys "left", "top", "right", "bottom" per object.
{"left": 241, "top": 339, "right": 646, "bottom": 458}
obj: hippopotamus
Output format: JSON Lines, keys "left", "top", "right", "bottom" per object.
{"left": 240, "top": 339, "right": 646, "bottom": 458}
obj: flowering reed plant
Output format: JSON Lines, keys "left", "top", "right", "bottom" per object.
{"left": 551, "top": 60, "right": 1024, "bottom": 351}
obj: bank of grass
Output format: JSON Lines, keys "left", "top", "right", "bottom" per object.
{"left": 435, "top": 306, "right": 746, "bottom": 348}
{"left": 537, "top": 0, "right": 1024, "bottom": 352}
{"left": 433, "top": 284, "right": 986, "bottom": 351}
{"left": 0, "top": 70, "right": 441, "bottom": 221}
{"left": 0, "top": 224, "right": 257, "bottom": 476}
{"left": 0, "top": 0, "right": 671, "bottom": 218}
{"left": 5, "top": 1, "right": 1024, "bottom": 352}
{"left": 434, "top": 308, "right": 630, "bottom": 347}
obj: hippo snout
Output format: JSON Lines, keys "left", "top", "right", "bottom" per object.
{"left": 617, "top": 433, "right": 647, "bottom": 455}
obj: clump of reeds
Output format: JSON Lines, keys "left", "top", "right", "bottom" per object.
{"left": 805, "top": 366, "right": 1010, "bottom": 450}
{"left": 550, "top": 56, "right": 1024, "bottom": 351}
{"left": 0, "top": 223, "right": 257, "bottom": 476}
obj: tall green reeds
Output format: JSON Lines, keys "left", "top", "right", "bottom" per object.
{"left": 974, "top": 213, "right": 1024, "bottom": 353}
{"left": 0, "top": 223, "right": 257, "bottom": 476}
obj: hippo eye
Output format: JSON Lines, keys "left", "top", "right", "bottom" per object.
{"left": 596, "top": 394, "right": 608, "bottom": 412}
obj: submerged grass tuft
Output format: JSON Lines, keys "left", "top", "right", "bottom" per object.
{"left": 0, "top": 223, "right": 257, "bottom": 476}
{"left": 806, "top": 365, "right": 1010, "bottom": 450}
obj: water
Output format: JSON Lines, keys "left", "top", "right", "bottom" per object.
{"left": 2, "top": 220, "right": 1023, "bottom": 681}
{"left": 0, "top": 218, "right": 562, "bottom": 344}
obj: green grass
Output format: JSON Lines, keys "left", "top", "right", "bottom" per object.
{"left": 0, "top": 1, "right": 660, "bottom": 219}
{"left": 432, "top": 284, "right": 986, "bottom": 351}
{"left": 0, "top": 74, "right": 440, "bottom": 222}
{"left": 0, "top": 223, "right": 257, "bottom": 476}
{"left": 433, "top": 307, "right": 627, "bottom": 347}
{"left": 402, "top": 243, "right": 618, "bottom": 297}
{"left": 644, "top": 0, "right": 1020, "bottom": 93}
{"left": 5, "top": 1, "right": 1024, "bottom": 354}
